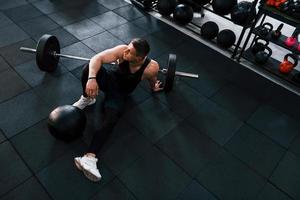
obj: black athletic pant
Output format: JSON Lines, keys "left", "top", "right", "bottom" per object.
{"left": 80, "top": 64, "right": 124, "bottom": 154}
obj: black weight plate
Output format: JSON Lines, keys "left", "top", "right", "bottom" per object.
{"left": 164, "top": 54, "right": 176, "bottom": 93}
{"left": 36, "top": 34, "right": 60, "bottom": 72}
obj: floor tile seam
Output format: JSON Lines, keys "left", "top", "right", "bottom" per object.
{"left": 11, "top": 134, "right": 78, "bottom": 176}
{"left": 2, "top": 6, "right": 44, "bottom": 24}
{"left": 103, "top": 2, "right": 132, "bottom": 11}
{"left": 0, "top": 55, "right": 32, "bottom": 104}
{"left": 0, "top": 38, "right": 36, "bottom": 59}
{"left": 29, "top": 2, "right": 70, "bottom": 15}
{"left": 1, "top": 139, "right": 55, "bottom": 200}
{"left": 155, "top": 142, "right": 223, "bottom": 200}
{"left": 0, "top": 175, "right": 33, "bottom": 199}
{"left": 182, "top": 97, "right": 245, "bottom": 145}
{"left": 115, "top": 176, "right": 140, "bottom": 200}
{"left": 0, "top": 54, "right": 35, "bottom": 86}
{"left": 223, "top": 137, "right": 285, "bottom": 180}
{"left": 62, "top": 31, "right": 111, "bottom": 54}
{"left": 183, "top": 118, "right": 274, "bottom": 180}
{"left": 265, "top": 173, "right": 297, "bottom": 200}
{"left": 14, "top": 12, "right": 61, "bottom": 32}
{"left": 258, "top": 101, "right": 300, "bottom": 130}
{"left": 268, "top": 102, "right": 300, "bottom": 126}
{"left": 113, "top": 143, "right": 193, "bottom": 200}
{"left": 87, "top": 10, "right": 129, "bottom": 31}
{"left": 0, "top": 127, "right": 8, "bottom": 143}
{"left": 7, "top": 116, "right": 48, "bottom": 141}
{"left": 181, "top": 78, "right": 225, "bottom": 99}
{"left": 87, "top": 176, "right": 139, "bottom": 200}
{"left": 193, "top": 144, "right": 270, "bottom": 199}
{"left": 210, "top": 92, "right": 265, "bottom": 124}
{"left": 83, "top": 174, "right": 117, "bottom": 200}
{"left": 191, "top": 178, "right": 223, "bottom": 200}
{"left": 207, "top": 82, "right": 258, "bottom": 122}
{"left": 105, "top": 24, "right": 151, "bottom": 43}
{"left": 244, "top": 121, "right": 293, "bottom": 150}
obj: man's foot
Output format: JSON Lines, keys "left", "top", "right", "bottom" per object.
{"left": 74, "top": 156, "right": 101, "bottom": 182}
{"left": 73, "top": 95, "right": 96, "bottom": 110}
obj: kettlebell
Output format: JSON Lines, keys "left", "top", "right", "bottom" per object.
{"left": 255, "top": 46, "right": 272, "bottom": 65}
{"left": 259, "top": 22, "right": 273, "bottom": 37}
{"left": 279, "top": 53, "right": 298, "bottom": 74}
{"left": 285, "top": 28, "right": 300, "bottom": 47}
{"left": 271, "top": 23, "right": 284, "bottom": 40}
{"left": 252, "top": 38, "right": 269, "bottom": 55}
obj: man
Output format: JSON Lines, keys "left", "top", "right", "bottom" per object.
{"left": 73, "top": 38, "right": 162, "bottom": 182}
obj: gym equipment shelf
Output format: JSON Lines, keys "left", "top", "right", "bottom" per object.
{"left": 252, "top": 26, "right": 300, "bottom": 55}
{"left": 259, "top": 4, "right": 300, "bottom": 27}
{"left": 139, "top": 0, "right": 260, "bottom": 59}
{"left": 237, "top": 1, "right": 300, "bottom": 88}
{"left": 243, "top": 49, "right": 300, "bottom": 87}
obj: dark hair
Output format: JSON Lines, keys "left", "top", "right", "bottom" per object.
{"left": 131, "top": 38, "right": 150, "bottom": 58}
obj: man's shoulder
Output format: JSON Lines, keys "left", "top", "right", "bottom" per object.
{"left": 144, "top": 59, "right": 159, "bottom": 76}
{"left": 148, "top": 59, "right": 159, "bottom": 68}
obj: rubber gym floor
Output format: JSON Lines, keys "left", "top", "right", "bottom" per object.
{"left": 0, "top": 0, "right": 300, "bottom": 199}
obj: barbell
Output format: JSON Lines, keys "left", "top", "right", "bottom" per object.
{"left": 20, "top": 34, "right": 199, "bottom": 92}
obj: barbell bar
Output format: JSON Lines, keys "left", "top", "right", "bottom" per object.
{"left": 19, "top": 34, "right": 199, "bottom": 92}
{"left": 20, "top": 47, "right": 198, "bottom": 78}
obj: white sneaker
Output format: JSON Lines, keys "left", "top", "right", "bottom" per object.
{"left": 73, "top": 95, "right": 96, "bottom": 110}
{"left": 74, "top": 156, "right": 102, "bottom": 182}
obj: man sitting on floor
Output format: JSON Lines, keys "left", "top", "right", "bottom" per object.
{"left": 73, "top": 38, "right": 162, "bottom": 182}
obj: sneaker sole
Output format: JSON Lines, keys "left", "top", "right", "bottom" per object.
{"left": 83, "top": 170, "right": 101, "bottom": 182}
{"left": 74, "top": 158, "right": 101, "bottom": 182}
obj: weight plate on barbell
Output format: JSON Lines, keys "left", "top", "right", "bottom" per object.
{"left": 36, "top": 34, "right": 60, "bottom": 72}
{"left": 164, "top": 54, "right": 176, "bottom": 93}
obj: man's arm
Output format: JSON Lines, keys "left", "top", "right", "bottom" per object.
{"left": 88, "top": 45, "right": 127, "bottom": 78}
{"left": 145, "top": 61, "right": 163, "bottom": 92}
{"left": 85, "top": 45, "right": 127, "bottom": 98}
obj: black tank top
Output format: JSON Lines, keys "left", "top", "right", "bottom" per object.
{"left": 110, "top": 57, "right": 151, "bottom": 94}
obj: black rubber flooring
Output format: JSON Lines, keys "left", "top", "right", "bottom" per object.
{"left": 0, "top": 0, "right": 300, "bottom": 199}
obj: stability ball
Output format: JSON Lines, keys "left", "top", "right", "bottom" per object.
{"left": 157, "top": 0, "right": 178, "bottom": 16}
{"left": 173, "top": 4, "right": 194, "bottom": 25}
{"left": 212, "top": 0, "right": 237, "bottom": 15}
{"left": 217, "top": 29, "right": 236, "bottom": 49}
{"left": 48, "top": 105, "right": 86, "bottom": 142}
{"left": 200, "top": 21, "right": 219, "bottom": 39}
{"left": 231, "top": 1, "right": 256, "bottom": 26}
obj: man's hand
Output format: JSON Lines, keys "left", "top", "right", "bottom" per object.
{"left": 152, "top": 80, "right": 163, "bottom": 92}
{"left": 85, "top": 79, "right": 99, "bottom": 98}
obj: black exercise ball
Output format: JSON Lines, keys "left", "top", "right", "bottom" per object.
{"left": 231, "top": 1, "right": 256, "bottom": 25}
{"left": 48, "top": 105, "right": 86, "bottom": 142}
{"left": 173, "top": 4, "right": 194, "bottom": 25}
{"left": 200, "top": 21, "right": 219, "bottom": 40}
{"left": 217, "top": 29, "right": 236, "bottom": 49}
{"left": 157, "top": 0, "right": 178, "bottom": 16}
{"left": 212, "top": 0, "right": 237, "bottom": 15}
{"left": 193, "top": 0, "right": 211, "bottom": 5}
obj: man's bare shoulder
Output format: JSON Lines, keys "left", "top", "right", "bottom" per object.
{"left": 144, "top": 59, "right": 159, "bottom": 77}
{"left": 148, "top": 60, "right": 159, "bottom": 70}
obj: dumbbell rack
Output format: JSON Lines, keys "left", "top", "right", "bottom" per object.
{"left": 133, "top": 0, "right": 260, "bottom": 59}
{"left": 237, "top": 1, "right": 300, "bottom": 88}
